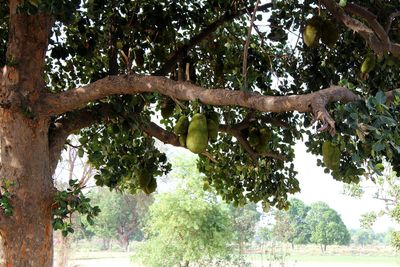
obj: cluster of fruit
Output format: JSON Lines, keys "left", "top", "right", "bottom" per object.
{"left": 303, "top": 16, "right": 339, "bottom": 48}
{"left": 137, "top": 169, "right": 157, "bottom": 194}
{"left": 246, "top": 127, "right": 272, "bottom": 153}
{"left": 174, "top": 112, "right": 219, "bottom": 154}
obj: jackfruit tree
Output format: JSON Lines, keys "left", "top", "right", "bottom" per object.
{"left": 1, "top": 0, "right": 400, "bottom": 265}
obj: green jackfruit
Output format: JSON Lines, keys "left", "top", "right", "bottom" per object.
{"left": 160, "top": 97, "right": 175, "bottom": 119}
{"left": 143, "top": 178, "right": 157, "bottom": 194}
{"left": 322, "top": 141, "right": 341, "bottom": 171}
{"left": 321, "top": 20, "right": 339, "bottom": 48}
{"left": 179, "top": 134, "right": 186, "bottom": 147}
{"left": 255, "top": 128, "right": 272, "bottom": 153}
{"left": 186, "top": 113, "right": 208, "bottom": 154}
{"left": 248, "top": 128, "right": 260, "bottom": 148}
{"left": 361, "top": 54, "right": 376, "bottom": 77}
{"left": 137, "top": 170, "right": 152, "bottom": 188}
{"left": 207, "top": 119, "right": 219, "bottom": 141}
{"left": 303, "top": 17, "right": 322, "bottom": 48}
{"left": 174, "top": 115, "right": 189, "bottom": 134}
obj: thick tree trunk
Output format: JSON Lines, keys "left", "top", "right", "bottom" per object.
{"left": 0, "top": 112, "right": 54, "bottom": 267}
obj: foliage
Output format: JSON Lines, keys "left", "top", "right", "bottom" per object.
{"left": 87, "top": 187, "right": 153, "bottom": 250}
{"left": 305, "top": 202, "right": 350, "bottom": 251}
{"left": 287, "top": 198, "right": 310, "bottom": 245}
{"left": 229, "top": 203, "right": 261, "bottom": 253}
{"left": 272, "top": 210, "right": 295, "bottom": 243}
{"left": 346, "top": 167, "right": 400, "bottom": 250}
{"left": 350, "top": 229, "right": 387, "bottom": 246}
{"left": 52, "top": 179, "right": 100, "bottom": 237}
{"left": 3, "top": 0, "right": 400, "bottom": 222}
{"left": 135, "top": 159, "right": 234, "bottom": 267}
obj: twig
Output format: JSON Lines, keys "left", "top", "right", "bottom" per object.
{"left": 242, "top": 0, "right": 260, "bottom": 92}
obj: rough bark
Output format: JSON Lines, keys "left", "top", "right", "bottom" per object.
{"left": 0, "top": 2, "right": 54, "bottom": 266}
{"left": 0, "top": 113, "right": 53, "bottom": 267}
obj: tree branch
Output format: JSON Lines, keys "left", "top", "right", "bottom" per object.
{"left": 154, "top": 3, "right": 273, "bottom": 76}
{"left": 321, "top": 0, "right": 400, "bottom": 57}
{"left": 41, "top": 75, "right": 360, "bottom": 136}
{"left": 344, "top": 3, "right": 389, "bottom": 44}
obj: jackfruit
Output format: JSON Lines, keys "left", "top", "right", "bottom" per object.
{"left": 137, "top": 170, "right": 152, "bottom": 188}
{"left": 174, "top": 115, "right": 189, "bottom": 134}
{"left": 322, "top": 141, "right": 341, "bottom": 171}
{"left": 207, "top": 119, "right": 219, "bottom": 141}
{"left": 186, "top": 113, "right": 208, "bottom": 154}
{"left": 179, "top": 134, "right": 186, "bottom": 147}
{"left": 248, "top": 128, "right": 260, "bottom": 147}
{"left": 255, "top": 128, "right": 272, "bottom": 153}
{"left": 160, "top": 97, "right": 175, "bottom": 118}
{"left": 143, "top": 178, "right": 157, "bottom": 194}
{"left": 303, "top": 17, "right": 322, "bottom": 48}
{"left": 321, "top": 20, "right": 339, "bottom": 48}
{"left": 361, "top": 54, "right": 376, "bottom": 78}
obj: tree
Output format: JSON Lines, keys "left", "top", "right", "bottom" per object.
{"left": 52, "top": 138, "right": 95, "bottom": 267}
{"left": 271, "top": 199, "right": 310, "bottom": 248}
{"left": 345, "top": 167, "right": 400, "bottom": 250}
{"left": 229, "top": 203, "right": 261, "bottom": 254}
{"left": 2, "top": 0, "right": 400, "bottom": 265}
{"left": 88, "top": 188, "right": 153, "bottom": 251}
{"left": 305, "top": 202, "right": 350, "bottom": 252}
{"left": 286, "top": 198, "right": 310, "bottom": 247}
{"left": 351, "top": 229, "right": 375, "bottom": 246}
{"left": 272, "top": 210, "right": 295, "bottom": 244}
{"left": 136, "top": 161, "right": 233, "bottom": 267}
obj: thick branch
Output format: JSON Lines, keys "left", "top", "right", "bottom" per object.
{"left": 345, "top": 4, "right": 389, "bottom": 44}
{"left": 154, "top": 3, "right": 272, "bottom": 76}
{"left": 42, "top": 76, "right": 360, "bottom": 121}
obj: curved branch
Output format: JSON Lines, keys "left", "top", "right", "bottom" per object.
{"left": 321, "top": 0, "right": 400, "bottom": 57}
{"left": 154, "top": 3, "right": 273, "bottom": 76}
{"left": 41, "top": 75, "right": 360, "bottom": 126}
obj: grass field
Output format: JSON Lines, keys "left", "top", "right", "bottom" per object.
{"left": 64, "top": 242, "right": 400, "bottom": 267}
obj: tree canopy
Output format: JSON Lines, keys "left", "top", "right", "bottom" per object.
{"left": 305, "top": 202, "right": 350, "bottom": 251}
{"left": 1, "top": 0, "right": 399, "bottom": 208}
{"left": 2, "top": 1, "right": 400, "bottom": 264}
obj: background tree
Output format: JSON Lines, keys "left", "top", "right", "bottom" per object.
{"left": 305, "top": 202, "right": 350, "bottom": 252}
{"left": 3, "top": 0, "right": 400, "bottom": 265}
{"left": 88, "top": 188, "right": 153, "bottom": 251}
{"left": 136, "top": 160, "right": 233, "bottom": 267}
{"left": 345, "top": 167, "right": 400, "bottom": 250}
{"left": 52, "top": 138, "right": 95, "bottom": 267}
{"left": 286, "top": 198, "right": 310, "bottom": 248}
{"left": 229, "top": 203, "right": 261, "bottom": 254}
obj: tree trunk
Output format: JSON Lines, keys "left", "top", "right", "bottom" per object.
{"left": 0, "top": 112, "right": 54, "bottom": 267}
{"left": 55, "top": 234, "right": 71, "bottom": 267}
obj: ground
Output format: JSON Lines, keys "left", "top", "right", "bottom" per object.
{"left": 64, "top": 249, "right": 400, "bottom": 267}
